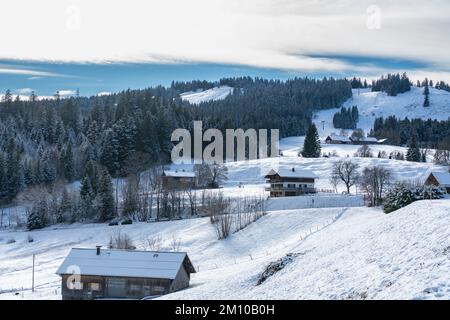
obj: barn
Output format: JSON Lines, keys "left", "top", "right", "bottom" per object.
{"left": 56, "top": 247, "right": 196, "bottom": 300}
{"left": 425, "top": 172, "right": 450, "bottom": 194}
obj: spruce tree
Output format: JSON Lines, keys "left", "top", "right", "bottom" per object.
{"left": 6, "top": 139, "right": 23, "bottom": 201}
{"left": 96, "top": 168, "right": 115, "bottom": 222}
{"left": 406, "top": 136, "right": 421, "bottom": 162}
{"left": 63, "top": 143, "right": 75, "bottom": 182}
{"left": 301, "top": 123, "right": 321, "bottom": 158}
{"left": 27, "top": 198, "right": 48, "bottom": 230}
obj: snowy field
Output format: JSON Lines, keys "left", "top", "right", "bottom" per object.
{"left": 1, "top": 200, "right": 448, "bottom": 300}
{"left": 180, "top": 86, "right": 233, "bottom": 104}
{"left": 314, "top": 87, "right": 450, "bottom": 138}
{"left": 1, "top": 85, "right": 450, "bottom": 299}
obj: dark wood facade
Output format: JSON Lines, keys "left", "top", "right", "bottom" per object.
{"left": 265, "top": 173, "right": 316, "bottom": 197}
{"left": 161, "top": 173, "right": 197, "bottom": 190}
{"left": 425, "top": 173, "right": 450, "bottom": 193}
{"left": 61, "top": 265, "right": 191, "bottom": 300}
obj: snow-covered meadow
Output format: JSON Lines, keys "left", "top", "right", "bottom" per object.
{"left": 1, "top": 85, "right": 449, "bottom": 300}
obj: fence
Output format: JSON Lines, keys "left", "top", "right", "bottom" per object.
{"left": 265, "top": 194, "right": 364, "bottom": 211}
{"left": 192, "top": 208, "right": 347, "bottom": 272}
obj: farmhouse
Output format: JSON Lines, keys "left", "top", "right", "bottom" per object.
{"left": 425, "top": 172, "right": 450, "bottom": 194}
{"left": 324, "top": 134, "right": 387, "bottom": 145}
{"left": 56, "top": 247, "right": 196, "bottom": 300}
{"left": 161, "top": 170, "right": 197, "bottom": 190}
{"left": 265, "top": 167, "right": 318, "bottom": 197}
{"left": 324, "top": 134, "right": 351, "bottom": 144}
{"left": 350, "top": 136, "right": 386, "bottom": 145}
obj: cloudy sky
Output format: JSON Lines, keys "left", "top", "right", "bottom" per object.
{"left": 1, "top": 0, "right": 449, "bottom": 95}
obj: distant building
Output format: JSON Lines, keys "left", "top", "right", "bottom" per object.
{"left": 350, "top": 136, "right": 386, "bottom": 145}
{"left": 324, "top": 134, "right": 387, "bottom": 145}
{"left": 425, "top": 172, "right": 450, "bottom": 193}
{"left": 264, "top": 167, "right": 318, "bottom": 197}
{"left": 324, "top": 135, "right": 351, "bottom": 144}
{"left": 56, "top": 247, "right": 196, "bottom": 300}
{"left": 161, "top": 170, "right": 197, "bottom": 190}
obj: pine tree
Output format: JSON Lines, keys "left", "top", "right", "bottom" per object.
{"left": 57, "top": 188, "right": 73, "bottom": 223}
{"left": 79, "top": 175, "right": 93, "bottom": 201}
{"left": 406, "top": 136, "right": 421, "bottom": 162}
{"left": 99, "top": 129, "right": 120, "bottom": 175}
{"left": 301, "top": 123, "right": 321, "bottom": 158}
{"left": 63, "top": 142, "right": 75, "bottom": 182}
{"left": 423, "top": 82, "right": 430, "bottom": 107}
{"left": 27, "top": 198, "right": 48, "bottom": 230}
{"left": 423, "top": 93, "right": 430, "bottom": 107}
{"left": 5, "top": 139, "right": 23, "bottom": 201}
{"left": 96, "top": 168, "right": 115, "bottom": 222}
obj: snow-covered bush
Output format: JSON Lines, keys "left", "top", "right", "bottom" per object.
{"left": 257, "top": 253, "right": 299, "bottom": 285}
{"left": 383, "top": 183, "right": 444, "bottom": 213}
{"left": 383, "top": 183, "right": 415, "bottom": 213}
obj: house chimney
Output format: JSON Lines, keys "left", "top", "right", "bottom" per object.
{"left": 96, "top": 246, "right": 101, "bottom": 255}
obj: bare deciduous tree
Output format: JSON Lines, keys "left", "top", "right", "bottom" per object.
{"left": 358, "top": 165, "right": 392, "bottom": 206}
{"left": 332, "top": 160, "right": 360, "bottom": 194}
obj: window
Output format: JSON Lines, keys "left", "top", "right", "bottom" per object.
{"left": 143, "top": 285, "right": 152, "bottom": 296}
{"left": 89, "top": 283, "right": 101, "bottom": 291}
{"left": 153, "top": 286, "right": 166, "bottom": 293}
{"left": 128, "top": 284, "right": 142, "bottom": 295}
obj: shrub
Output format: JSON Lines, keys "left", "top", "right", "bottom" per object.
{"left": 384, "top": 183, "right": 444, "bottom": 213}
{"left": 108, "top": 231, "right": 135, "bottom": 250}
{"left": 383, "top": 183, "right": 415, "bottom": 213}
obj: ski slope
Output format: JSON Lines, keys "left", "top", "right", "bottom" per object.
{"left": 314, "top": 87, "right": 450, "bottom": 138}
{"left": 180, "top": 86, "right": 233, "bottom": 104}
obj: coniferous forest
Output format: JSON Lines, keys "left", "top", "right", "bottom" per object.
{"left": 0, "top": 76, "right": 352, "bottom": 208}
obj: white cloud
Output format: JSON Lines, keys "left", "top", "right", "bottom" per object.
{"left": 0, "top": 67, "right": 62, "bottom": 77}
{"left": 0, "top": 0, "right": 449, "bottom": 76}
{"left": 58, "top": 90, "right": 76, "bottom": 96}
{"left": 15, "top": 88, "right": 34, "bottom": 95}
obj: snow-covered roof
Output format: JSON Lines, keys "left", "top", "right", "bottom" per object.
{"left": 325, "top": 135, "right": 351, "bottom": 142}
{"left": 265, "top": 168, "right": 318, "bottom": 179}
{"left": 162, "top": 170, "right": 196, "bottom": 178}
{"left": 430, "top": 172, "right": 450, "bottom": 187}
{"left": 361, "top": 137, "right": 379, "bottom": 142}
{"left": 56, "top": 248, "right": 195, "bottom": 279}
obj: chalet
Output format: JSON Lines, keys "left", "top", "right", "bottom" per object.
{"left": 324, "top": 134, "right": 387, "bottom": 145}
{"left": 425, "top": 172, "right": 450, "bottom": 194}
{"left": 324, "top": 135, "right": 351, "bottom": 144}
{"left": 161, "top": 170, "right": 197, "bottom": 190}
{"left": 56, "top": 247, "right": 196, "bottom": 300}
{"left": 264, "top": 167, "right": 318, "bottom": 197}
{"left": 350, "top": 137, "right": 386, "bottom": 145}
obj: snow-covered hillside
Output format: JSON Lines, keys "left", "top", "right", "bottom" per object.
{"left": 1, "top": 200, "right": 448, "bottom": 300}
{"left": 180, "top": 86, "right": 233, "bottom": 104}
{"left": 314, "top": 87, "right": 450, "bottom": 138}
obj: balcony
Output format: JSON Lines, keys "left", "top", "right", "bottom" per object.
{"left": 265, "top": 186, "right": 316, "bottom": 193}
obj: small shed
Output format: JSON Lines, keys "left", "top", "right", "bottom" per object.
{"left": 425, "top": 172, "right": 450, "bottom": 193}
{"left": 161, "top": 170, "right": 197, "bottom": 190}
{"left": 56, "top": 247, "right": 196, "bottom": 300}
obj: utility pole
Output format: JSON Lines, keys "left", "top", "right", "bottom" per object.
{"left": 32, "top": 254, "right": 35, "bottom": 292}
